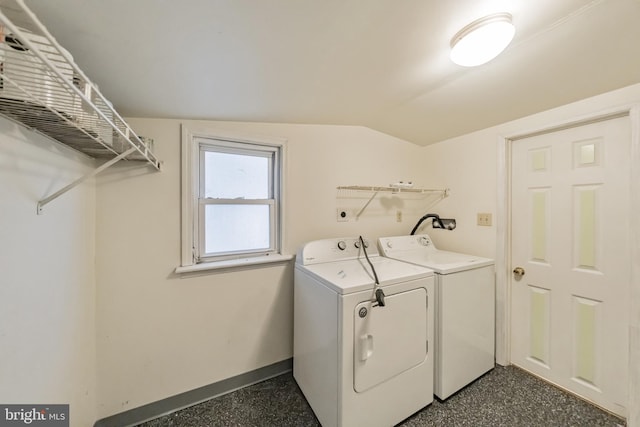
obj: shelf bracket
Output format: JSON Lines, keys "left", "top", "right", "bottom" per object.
{"left": 37, "top": 147, "right": 137, "bottom": 215}
{"left": 356, "top": 191, "right": 379, "bottom": 219}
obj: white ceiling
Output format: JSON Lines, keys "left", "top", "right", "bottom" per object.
{"left": 25, "top": 0, "right": 640, "bottom": 146}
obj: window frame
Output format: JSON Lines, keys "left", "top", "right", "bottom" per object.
{"left": 180, "top": 125, "right": 287, "bottom": 270}
{"left": 197, "top": 141, "right": 278, "bottom": 261}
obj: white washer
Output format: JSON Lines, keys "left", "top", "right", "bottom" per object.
{"left": 294, "top": 237, "right": 435, "bottom": 427}
{"left": 378, "top": 234, "right": 495, "bottom": 400}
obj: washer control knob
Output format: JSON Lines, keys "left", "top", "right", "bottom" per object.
{"left": 386, "top": 241, "right": 393, "bottom": 248}
{"left": 337, "top": 241, "right": 347, "bottom": 250}
{"left": 418, "top": 236, "right": 430, "bottom": 246}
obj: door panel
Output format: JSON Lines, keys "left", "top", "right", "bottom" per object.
{"left": 353, "top": 288, "right": 427, "bottom": 393}
{"left": 511, "top": 117, "right": 630, "bottom": 417}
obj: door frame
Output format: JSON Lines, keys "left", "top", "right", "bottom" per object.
{"left": 496, "top": 105, "right": 640, "bottom": 425}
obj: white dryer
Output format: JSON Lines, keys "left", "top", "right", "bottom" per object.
{"left": 378, "top": 234, "right": 495, "bottom": 400}
{"left": 294, "top": 237, "right": 435, "bottom": 427}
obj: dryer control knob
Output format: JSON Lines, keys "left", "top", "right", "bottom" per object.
{"left": 337, "top": 241, "right": 347, "bottom": 250}
{"left": 386, "top": 241, "right": 393, "bottom": 248}
{"left": 355, "top": 239, "right": 369, "bottom": 249}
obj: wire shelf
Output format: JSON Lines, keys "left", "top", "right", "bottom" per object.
{"left": 0, "top": 0, "right": 160, "bottom": 167}
{"left": 337, "top": 185, "right": 450, "bottom": 219}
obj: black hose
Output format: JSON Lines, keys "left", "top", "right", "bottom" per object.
{"left": 410, "top": 213, "right": 444, "bottom": 235}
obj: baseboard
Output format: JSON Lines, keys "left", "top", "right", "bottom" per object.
{"left": 94, "top": 358, "right": 293, "bottom": 427}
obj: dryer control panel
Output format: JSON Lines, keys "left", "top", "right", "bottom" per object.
{"left": 297, "top": 237, "right": 377, "bottom": 265}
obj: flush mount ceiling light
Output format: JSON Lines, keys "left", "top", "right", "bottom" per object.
{"left": 450, "top": 13, "right": 515, "bottom": 67}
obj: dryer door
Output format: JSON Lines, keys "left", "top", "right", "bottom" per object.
{"left": 353, "top": 287, "right": 428, "bottom": 392}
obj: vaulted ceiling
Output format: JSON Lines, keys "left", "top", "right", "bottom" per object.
{"left": 26, "top": 0, "right": 640, "bottom": 145}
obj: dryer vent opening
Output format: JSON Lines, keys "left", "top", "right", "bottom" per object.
{"left": 410, "top": 214, "right": 456, "bottom": 235}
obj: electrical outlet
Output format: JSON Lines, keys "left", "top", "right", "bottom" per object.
{"left": 396, "top": 211, "right": 402, "bottom": 222}
{"left": 477, "top": 213, "right": 492, "bottom": 226}
{"left": 337, "top": 209, "right": 349, "bottom": 222}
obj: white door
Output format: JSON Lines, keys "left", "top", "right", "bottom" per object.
{"left": 510, "top": 116, "right": 630, "bottom": 417}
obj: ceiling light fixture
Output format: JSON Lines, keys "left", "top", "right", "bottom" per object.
{"left": 450, "top": 13, "right": 515, "bottom": 67}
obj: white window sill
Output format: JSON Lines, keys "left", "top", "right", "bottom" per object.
{"left": 175, "top": 253, "right": 294, "bottom": 274}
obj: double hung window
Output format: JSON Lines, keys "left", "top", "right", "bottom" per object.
{"left": 181, "top": 129, "right": 285, "bottom": 269}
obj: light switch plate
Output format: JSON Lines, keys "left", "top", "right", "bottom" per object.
{"left": 477, "top": 213, "right": 492, "bottom": 226}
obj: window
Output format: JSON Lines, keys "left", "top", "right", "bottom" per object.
{"left": 180, "top": 126, "right": 287, "bottom": 270}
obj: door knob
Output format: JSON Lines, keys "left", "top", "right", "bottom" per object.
{"left": 513, "top": 267, "right": 525, "bottom": 277}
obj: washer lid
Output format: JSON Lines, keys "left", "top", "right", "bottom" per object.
{"left": 378, "top": 234, "right": 493, "bottom": 274}
{"left": 386, "top": 250, "right": 493, "bottom": 274}
{"left": 296, "top": 256, "right": 433, "bottom": 294}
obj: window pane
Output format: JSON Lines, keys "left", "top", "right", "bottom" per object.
{"left": 204, "top": 151, "right": 270, "bottom": 199}
{"left": 204, "top": 204, "right": 271, "bottom": 254}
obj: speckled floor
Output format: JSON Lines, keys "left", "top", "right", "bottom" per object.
{"left": 137, "top": 365, "right": 625, "bottom": 427}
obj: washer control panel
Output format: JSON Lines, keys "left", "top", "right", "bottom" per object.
{"left": 378, "top": 234, "right": 438, "bottom": 257}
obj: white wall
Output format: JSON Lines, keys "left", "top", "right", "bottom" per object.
{"left": 94, "top": 119, "right": 432, "bottom": 417}
{"left": 0, "top": 118, "right": 97, "bottom": 426}
{"left": 421, "top": 82, "right": 640, "bottom": 258}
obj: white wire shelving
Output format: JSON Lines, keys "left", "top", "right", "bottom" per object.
{"left": 0, "top": 0, "right": 162, "bottom": 213}
{"left": 337, "top": 185, "right": 450, "bottom": 219}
